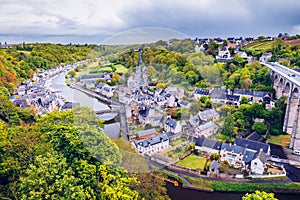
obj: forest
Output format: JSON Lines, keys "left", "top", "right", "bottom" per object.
{"left": 0, "top": 43, "right": 93, "bottom": 94}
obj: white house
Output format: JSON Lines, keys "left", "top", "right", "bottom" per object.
{"left": 164, "top": 117, "right": 182, "bottom": 134}
{"left": 259, "top": 52, "right": 272, "bottom": 63}
{"left": 251, "top": 149, "right": 268, "bottom": 175}
{"left": 134, "top": 133, "right": 169, "bottom": 155}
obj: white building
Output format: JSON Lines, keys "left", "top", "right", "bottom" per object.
{"left": 134, "top": 133, "right": 169, "bottom": 155}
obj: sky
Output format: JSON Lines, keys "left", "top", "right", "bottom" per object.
{"left": 0, "top": 0, "right": 300, "bottom": 44}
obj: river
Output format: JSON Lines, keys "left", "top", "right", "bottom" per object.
{"left": 166, "top": 182, "right": 300, "bottom": 200}
{"left": 48, "top": 71, "right": 120, "bottom": 138}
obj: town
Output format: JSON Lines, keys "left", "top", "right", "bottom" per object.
{"left": 8, "top": 33, "right": 300, "bottom": 185}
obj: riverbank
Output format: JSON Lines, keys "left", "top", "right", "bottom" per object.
{"left": 157, "top": 167, "right": 300, "bottom": 194}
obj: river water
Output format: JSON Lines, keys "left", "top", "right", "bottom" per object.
{"left": 48, "top": 71, "right": 120, "bottom": 138}
{"left": 166, "top": 182, "right": 300, "bottom": 200}
{"left": 49, "top": 71, "right": 109, "bottom": 111}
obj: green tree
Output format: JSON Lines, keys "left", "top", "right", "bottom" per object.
{"left": 242, "top": 190, "right": 278, "bottom": 200}
{"left": 252, "top": 122, "right": 268, "bottom": 134}
{"left": 222, "top": 113, "right": 236, "bottom": 138}
{"left": 68, "top": 69, "right": 77, "bottom": 78}
{"left": 19, "top": 151, "right": 89, "bottom": 199}
{"left": 240, "top": 96, "right": 249, "bottom": 105}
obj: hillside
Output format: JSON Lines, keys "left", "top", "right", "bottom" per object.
{"left": 0, "top": 44, "right": 93, "bottom": 93}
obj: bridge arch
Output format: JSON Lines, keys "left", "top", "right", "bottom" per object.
{"left": 292, "top": 87, "right": 299, "bottom": 99}
{"left": 274, "top": 74, "right": 279, "bottom": 82}
{"left": 279, "top": 77, "right": 285, "bottom": 87}
{"left": 283, "top": 82, "right": 291, "bottom": 97}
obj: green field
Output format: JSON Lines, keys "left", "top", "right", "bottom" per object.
{"left": 176, "top": 154, "right": 207, "bottom": 170}
{"left": 114, "top": 64, "right": 128, "bottom": 73}
{"left": 269, "top": 134, "right": 290, "bottom": 147}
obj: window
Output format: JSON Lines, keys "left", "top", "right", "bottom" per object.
{"left": 254, "top": 162, "right": 257, "bottom": 165}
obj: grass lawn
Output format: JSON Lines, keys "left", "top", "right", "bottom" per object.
{"left": 165, "top": 146, "right": 186, "bottom": 159}
{"left": 171, "top": 138, "right": 185, "bottom": 146}
{"left": 99, "top": 66, "right": 112, "bottom": 72}
{"left": 114, "top": 64, "right": 128, "bottom": 74}
{"left": 184, "top": 176, "right": 214, "bottom": 192}
{"left": 184, "top": 175, "right": 300, "bottom": 193}
{"left": 269, "top": 134, "right": 290, "bottom": 147}
{"left": 176, "top": 154, "right": 207, "bottom": 170}
{"left": 17, "top": 50, "right": 31, "bottom": 55}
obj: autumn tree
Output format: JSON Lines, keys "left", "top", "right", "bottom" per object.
{"left": 242, "top": 190, "right": 278, "bottom": 200}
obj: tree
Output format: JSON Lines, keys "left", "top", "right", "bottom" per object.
{"left": 156, "top": 83, "right": 166, "bottom": 89}
{"left": 68, "top": 70, "right": 77, "bottom": 78}
{"left": 222, "top": 113, "right": 236, "bottom": 138}
{"left": 242, "top": 190, "right": 278, "bottom": 200}
{"left": 19, "top": 151, "right": 89, "bottom": 199}
{"left": 252, "top": 122, "right": 268, "bottom": 134}
{"left": 240, "top": 96, "right": 249, "bottom": 105}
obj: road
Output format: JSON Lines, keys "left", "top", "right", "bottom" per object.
{"left": 261, "top": 62, "right": 300, "bottom": 85}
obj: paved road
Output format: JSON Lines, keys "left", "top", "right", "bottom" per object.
{"left": 262, "top": 62, "right": 300, "bottom": 85}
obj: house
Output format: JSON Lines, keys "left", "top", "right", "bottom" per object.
{"left": 259, "top": 52, "right": 272, "bottom": 63}
{"left": 134, "top": 133, "right": 169, "bottom": 155}
{"left": 251, "top": 149, "right": 268, "bottom": 175}
{"left": 225, "top": 94, "right": 240, "bottom": 107}
{"left": 155, "top": 96, "right": 166, "bottom": 107}
{"left": 178, "top": 100, "right": 190, "bottom": 108}
{"left": 246, "top": 132, "right": 264, "bottom": 142}
{"left": 166, "top": 95, "right": 178, "bottom": 108}
{"left": 195, "top": 137, "right": 222, "bottom": 154}
{"left": 148, "top": 114, "right": 163, "bottom": 127}
{"left": 220, "top": 143, "right": 256, "bottom": 168}
{"left": 209, "top": 160, "right": 221, "bottom": 173}
{"left": 198, "top": 109, "right": 220, "bottom": 122}
{"left": 237, "top": 51, "right": 248, "bottom": 59}
{"left": 234, "top": 138, "right": 270, "bottom": 155}
{"left": 193, "top": 88, "right": 210, "bottom": 99}
{"left": 136, "top": 128, "right": 156, "bottom": 140}
{"left": 138, "top": 103, "right": 150, "bottom": 124}
{"left": 195, "top": 121, "right": 218, "bottom": 138}
{"left": 210, "top": 88, "right": 228, "bottom": 104}
{"left": 60, "top": 102, "right": 80, "bottom": 111}
{"left": 217, "top": 47, "right": 231, "bottom": 59}
{"left": 165, "top": 131, "right": 182, "bottom": 141}
{"left": 164, "top": 118, "right": 182, "bottom": 134}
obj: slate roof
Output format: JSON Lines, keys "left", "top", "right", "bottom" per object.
{"left": 210, "top": 160, "right": 221, "bottom": 170}
{"left": 198, "top": 121, "right": 217, "bottom": 131}
{"left": 150, "top": 114, "right": 163, "bottom": 121}
{"left": 195, "top": 137, "right": 222, "bottom": 151}
{"left": 135, "top": 133, "right": 169, "bottom": 148}
{"left": 211, "top": 88, "right": 227, "bottom": 99}
{"left": 221, "top": 143, "right": 245, "bottom": 154}
{"left": 199, "top": 109, "right": 219, "bottom": 121}
{"left": 246, "top": 132, "right": 263, "bottom": 142}
{"left": 165, "top": 118, "right": 177, "bottom": 129}
{"left": 234, "top": 138, "right": 269, "bottom": 154}
{"left": 234, "top": 89, "right": 253, "bottom": 96}
{"left": 252, "top": 91, "right": 269, "bottom": 98}
{"left": 137, "top": 128, "right": 156, "bottom": 138}
{"left": 255, "top": 149, "right": 268, "bottom": 163}
{"left": 194, "top": 88, "right": 210, "bottom": 95}
{"left": 226, "top": 94, "right": 240, "bottom": 102}
{"left": 243, "top": 150, "right": 257, "bottom": 163}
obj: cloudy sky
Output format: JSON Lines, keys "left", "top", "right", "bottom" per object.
{"left": 0, "top": 0, "right": 300, "bottom": 44}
